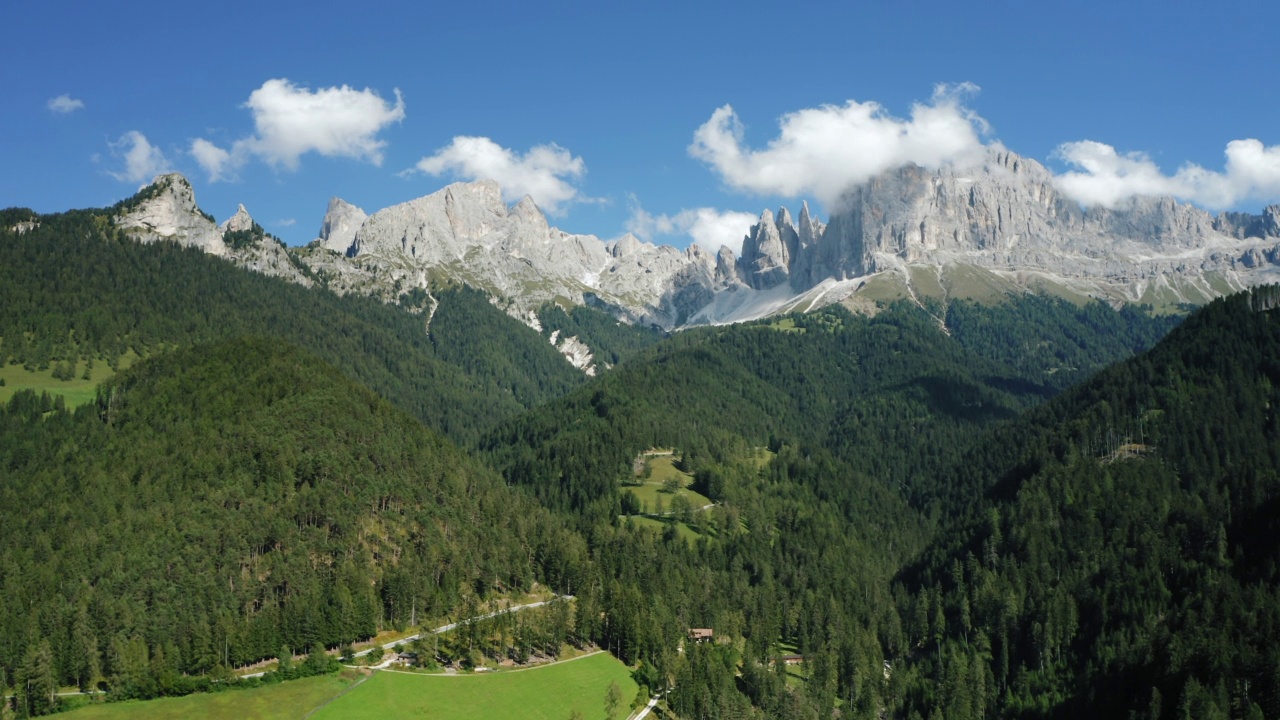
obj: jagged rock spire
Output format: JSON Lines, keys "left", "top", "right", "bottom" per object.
{"left": 317, "top": 197, "right": 368, "bottom": 255}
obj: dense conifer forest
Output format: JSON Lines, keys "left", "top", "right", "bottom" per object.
{"left": 4, "top": 194, "right": 1277, "bottom": 719}
{"left": 0, "top": 338, "right": 585, "bottom": 712}
{"left": 0, "top": 207, "right": 601, "bottom": 445}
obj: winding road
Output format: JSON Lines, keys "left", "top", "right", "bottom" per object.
{"left": 240, "top": 595, "right": 572, "bottom": 679}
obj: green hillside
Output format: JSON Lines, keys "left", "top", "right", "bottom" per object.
{"left": 473, "top": 295, "right": 1179, "bottom": 719}
{"left": 0, "top": 337, "right": 584, "bottom": 713}
{"left": 13, "top": 189, "right": 1254, "bottom": 720}
{"left": 485, "top": 297, "right": 1175, "bottom": 517}
{"left": 0, "top": 202, "right": 596, "bottom": 445}
{"left": 896, "top": 287, "right": 1280, "bottom": 718}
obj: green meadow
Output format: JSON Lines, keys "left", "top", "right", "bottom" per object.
{"left": 58, "top": 673, "right": 356, "bottom": 720}
{"left": 628, "top": 514, "right": 703, "bottom": 543}
{"left": 312, "top": 651, "right": 638, "bottom": 720}
{"left": 625, "top": 455, "right": 712, "bottom": 512}
{"left": 0, "top": 352, "right": 136, "bottom": 408}
{"left": 55, "top": 652, "right": 637, "bottom": 719}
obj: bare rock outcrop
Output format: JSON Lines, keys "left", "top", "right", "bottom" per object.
{"left": 314, "top": 198, "right": 367, "bottom": 255}
{"left": 114, "top": 174, "right": 226, "bottom": 255}
{"left": 347, "top": 181, "right": 724, "bottom": 328}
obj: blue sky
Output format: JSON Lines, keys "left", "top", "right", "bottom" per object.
{"left": 4, "top": 0, "right": 1279, "bottom": 251}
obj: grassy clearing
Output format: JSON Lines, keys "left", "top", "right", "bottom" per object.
{"left": 312, "top": 651, "right": 638, "bottom": 720}
{"left": 907, "top": 266, "right": 947, "bottom": 301}
{"left": 1204, "top": 271, "right": 1240, "bottom": 297}
{"left": 765, "top": 317, "right": 805, "bottom": 333}
{"left": 940, "top": 264, "right": 1020, "bottom": 304}
{"left": 750, "top": 447, "right": 776, "bottom": 470}
{"left": 0, "top": 352, "right": 137, "bottom": 409}
{"left": 625, "top": 456, "right": 712, "bottom": 512}
{"left": 1025, "top": 276, "right": 1097, "bottom": 307}
{"left": 853, "top": 273, "right": 910, "bottom": 303}
{"left": 58, "top": 673, "right": 355, "bottom": 720}
{"left": 629, "top": 515, "right": 704, "bottom": 543}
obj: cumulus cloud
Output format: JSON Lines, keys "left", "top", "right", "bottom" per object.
{"left": 689, "top": 83, "right": 991, "bottom": 207}
{"left": 192, "top": 78, "right": 405, "bottom": 181}
{"left": 1053, "top": 138, "right": 1280, "bottom": 210}
{"left": 190, "top": 138, "right": 234, "bottom": 182}
{"left": 107, "top": 131, "right": 171, "bottom": 183}
{"left": 241, "top": 79, "right": 405, "bottom": 168}
{"left": 626, "top": 202, "right": 757, "bottom": 256}
{"left": 48, "top": 94, "right": 84, "bottom": 114}
{"left": 412, "top": 137, "right": 587, "bottom": 215}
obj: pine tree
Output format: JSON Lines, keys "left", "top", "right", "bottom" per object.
{"left": 17, "top": 640, "right": 57, "bottom": 717}
{"left": 605, "top": 680, "right": 622, "bottom": 720}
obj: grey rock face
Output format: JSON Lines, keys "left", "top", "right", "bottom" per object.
{"left": 114, "top": 174, "right": 226, "bottom": 255}
{"left": 106, "top": 164, "right": 1280, "bottom": 337}
{"left": 346, "top": 181, "right": 725, "bottom": 328}
{"left": 738, "top": 210, "right": 795, "bottom": 289}
{"left": 781, "top": 149, "right": 1280, "bottom": 304}
{"left": 1216, "top": 205, "right": 1280, "bottom": 240}
{"left": 113, "top": 176, "right": 311, "bottom": 288}
{"left": 549, "top": 330, "right": 596, "bottom": 376}
{"left": 219, "top": 204, "right": 255, "bottom": 234}
{"left": 315, "top": 198, "right": 367, "bottom": 255}
{"left": 316, "top": 161, "right": 1280, "bottom": 325}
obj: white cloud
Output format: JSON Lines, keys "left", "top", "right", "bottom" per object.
{"left": 191, "top": 78, "right": 405, "bottom": 181}
{"left": 412, "top": 137, "right": 587, "bottom": 215}
{"left": 1053, "top": 138, "right": 1280, "bottom": 210}
{"left": 242, "top": 79, "right": 405, "bottom": 168}
{"left": 626, "top": 202, "right": 757, "bottom": 256}
{"left": 107, "top": 131, "right": 171, "bottom": 184}
{"left": 190, "top": 138, "right": 234, "bottom": 182}
{"left": 689, "top": 83, "right": 991, "bottom": 207}
{"left": 276, "top": 218, "right": 297, "bottom": 227}
{"left": 48, "top": 94, "right": 84, "bottom": 114}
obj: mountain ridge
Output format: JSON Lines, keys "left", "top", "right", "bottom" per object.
{"left": 104, "top": 152, "right": 1280, "bottom": 332}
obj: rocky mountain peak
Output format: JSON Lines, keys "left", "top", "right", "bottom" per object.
{"left": 114, "top": 173, "right": 225, "bottom": 255}
{"left": 1266, "top": 206, "right": 1280, "bottom": 236}
{"left": 715, "top": 245, "right": 742, "bottom": 285}
{"left": 797, "top": 200, "right": 825, "bottom": 250}
{"left": 135, "top": 158, "right": 1280, "bottom": 335}
{"left": 508, "top": 195, "right": 551, "bottom": 240}
{"left": 512, "top": 195, "right": 542, "bottom": 219}
{"left": 316, "top": 197, "right": 367, "bottom": 255}
{"left": 611, "top": 232, "right": 643, "bottom": 258}
{"left": 738, "top": 206, "right": 799, "bottom": 290}
{"left": 219, "top": 203, "right": 254, "bottom": 234}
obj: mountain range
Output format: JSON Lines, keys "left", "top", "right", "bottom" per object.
{"left": 13, "top": 148, "right": 1273, "bottom": 364}
{"left": 5, "top": 157, "right": 1280, "bottom": 718}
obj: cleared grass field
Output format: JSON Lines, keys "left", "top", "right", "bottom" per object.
{"left": 629, "top": 515, "right": 704, "bottom": 543}
{"left": 312, "top": 651, "right": 638, "bottom": 720}
{"left": 626, "top": 456, "right": 712, "bottom": 512}
{"left": 0, "top": 352, "right": 136, "bottom": 409}
{"left": 58, "top": 673, "right": 355, "bottom": 720}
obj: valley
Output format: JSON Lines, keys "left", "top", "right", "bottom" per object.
{"left": 3, "top": 182, "right": 1279, "bottom": 720}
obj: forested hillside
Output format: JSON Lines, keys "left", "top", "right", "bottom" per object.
{"left": 485, "top": 298, "right": 1175, "bottom": 518}
{"left": 0, "top": 204, "right": 614, "bottom": 444}
{"left": 895, "top": 287, "right": 1280, "bottom": 719}
{"left": 0, "top": 338, "right": 585, "bottom": 712}
{"left": 473, "top": 295, "right": 1182, "bottom": 719}
{"left": 535, "top": 301, "right": 666, "bottom": 367}
{"left": 18, "top": 193, "right": 1270, "bottom": 720}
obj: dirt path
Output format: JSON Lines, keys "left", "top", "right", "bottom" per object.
{"left": 375, "top": 649, "right": 605, "bottom": 678}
